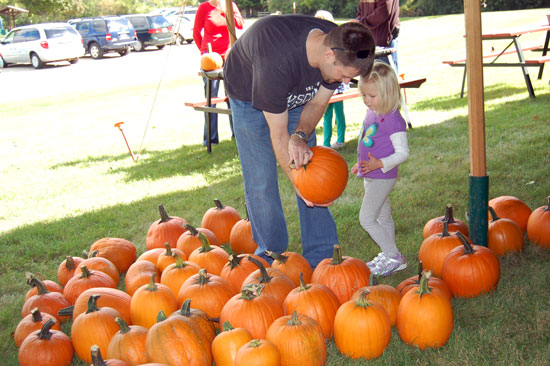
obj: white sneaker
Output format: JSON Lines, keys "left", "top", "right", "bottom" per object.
{"left": 366, "top": 252, "right": 384, "bottom": 270}
{"left": 331, "top": 142, "right": 345, "bottom": 149}
{"left": 371, "top": 253, "right": 407, "bottom": 276}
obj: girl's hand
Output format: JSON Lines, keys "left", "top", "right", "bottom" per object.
{"left": 359, "top": 153, "right": 384, "bottom": 174}
{"left": 351, "top": 163, "right": 359, "bottom": 175}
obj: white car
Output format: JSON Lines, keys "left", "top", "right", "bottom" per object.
{"left": 0, "top": 23, "right": 84, "bottom": 69}
{"left": 170, "top": 15, "right": 194, "bottom": 45}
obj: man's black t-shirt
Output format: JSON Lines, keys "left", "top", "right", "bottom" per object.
{"left": 224, "top": 15, "right": 340, "bottom": 114}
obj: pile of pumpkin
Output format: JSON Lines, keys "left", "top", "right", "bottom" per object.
{"left": 15, "top": 195, "right": 550, "bottom": 366}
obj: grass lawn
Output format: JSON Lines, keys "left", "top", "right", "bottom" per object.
{"left": 1, "top": 8, "right": 550, "bottom": 366}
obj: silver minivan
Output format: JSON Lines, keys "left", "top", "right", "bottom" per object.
{"left": 0, "top": 23, "right": 84, "bottom": 69}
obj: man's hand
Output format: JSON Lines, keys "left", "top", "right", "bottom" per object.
{"left": 288, "top": 134, "right": 313, "bottom": 169}
{"left": 293, "top": 185, "right": 334, "bottom": 208}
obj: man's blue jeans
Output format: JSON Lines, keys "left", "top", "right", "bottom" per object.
{"left": 229, "top": 98, "right": 338, "bottom": 268}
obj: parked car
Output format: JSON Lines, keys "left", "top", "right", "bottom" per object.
{"left": 68, "top": 16, "right": 138, "bottom": 59}
{"left": 123, "top": 14, "right": 172, "bottom": 51}
{"left": 0, "top": 23, "right": 84, "bottom": 69}
{"left": 170, "top": 15, "right": 194, "bottom": 45}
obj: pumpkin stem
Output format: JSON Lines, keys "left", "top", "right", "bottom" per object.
{"left": 156, "top": 310, "right": 167, "bottom": 323}
{"left": 26, "top": 273, "right": 50, "bottom": 295}
{"left": 196, "top": 269, "right": 210, "bottom": 285}
{"left": 265, "top": 250, "right": 288, "bottom": 264}
{"left": 214, "top": 198, "right": 225, "bottom": 210}
{"left": 441, "top": 221, "right": 451, "bottom": 237}
{"left": 456, "top": 231, "right": 476, "bottom": 254}
{"left": 89, "top": 250, "right": 99, "bottom": 258}
{"left": 331, "top": 245, "right": 344, "bottom": 265}
{"left": 57, "top": 305, "right": 74, "bottom": 317}
{"left": 287, "top": 310, "right": 303, "bottom": 326}
{"left": 184, "top": 223, "right": 199, "bottom": 236}
{"left": 38, "top": 318, "right": 57, "bottom": 340}
{"left": 298, "top": 272, "right": 311, "bottom": 292}
{"left": 240, "top": 284, "right": 263, "bottom": 299}
{"left": 85, "top": 294, "right": 101, "bottom": 314}
{"left": 416, "top": 261, "right": 423, "bottom": 283}
{"left": 79, "top": 265, "right": 92, "bottom": 278}
{"left": 247, "top": 256, "right": 272, "bottom": 284}
{"left": 545, "top": 196, "right": 550, "bottom": 212}
{"left": 355, "top": 289, "right": 374, "bottom": 308}
{"left": 417, "top": 270, "right": 433, "bottom": 297}
{"left": 222, "top": 321, "right": 235, "bottom": 331}
{"left": 249, "top": 339, "right": 262, "bottom": 348}
{"left": 31, "top": 307, "right": 43, "bottom": 322}
{"left": 227, "top": 254, "right": 243, "bottom": 269}
{"left": 179, "top": 299, "right": 193, "bottom": 316}
{"left": 146, "top": 274, "right": 158, "bottom": 291}
{"left": 164, "top": 242, "right": 173, "bottom": 256}
{"left": 91, "top": 344, "right": 108, "bottom": 366}
{"left": 174, "top": 255, "right": 188, "bottom": 268}
{"left": 115, "top": 317, "right": 131, "bottom": 334}
{"left": 443, "top": 204, "right": 457, "bottom": 224}
{"left": 197, "top": 232, "right": 214, "bottom": 253}
{"left": 488, "top": 206, "right": 501, "bottom": 222}
{"left": 158, "top": 204, "right": 171, "bottom": 223}
{"left": 64, "top": 256, "right": 77, "bottom": 270}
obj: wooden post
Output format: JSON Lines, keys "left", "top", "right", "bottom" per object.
{"left": 464, "top": 0, "right": 488, "bottom": 246}
{"left": 225, "top": 0, "right": 237, "bottom": 46}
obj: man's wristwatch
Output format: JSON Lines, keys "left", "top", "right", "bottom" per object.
{"left": 291, "top": 131, "right": 308, "bottom": 142}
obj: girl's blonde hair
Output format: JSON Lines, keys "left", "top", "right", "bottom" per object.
{"left": 359, "top": 61, "right": 401, "bottom": 114}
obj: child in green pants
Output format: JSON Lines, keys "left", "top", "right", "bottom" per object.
{"left": 323, "top": 82, "right": 349, "bottom": 148}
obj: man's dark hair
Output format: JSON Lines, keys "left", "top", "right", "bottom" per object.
{"left": 324, "top": 22, "right": 376, "bottom": 77}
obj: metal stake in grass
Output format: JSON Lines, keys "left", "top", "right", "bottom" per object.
{"left": 114, "top": 121, "right": 137, "bottom": 162}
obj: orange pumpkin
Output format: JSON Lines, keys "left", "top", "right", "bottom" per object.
{"left": 418, "top": 221, "right": 463, "bottom": 277}
{"left": 201, "top": 50, "right": 223, "bottom": 71}
{"left": 219, "top": 284, "right": 284, "bottom": 339}
{"left": 71, "top": 287, "right": 132, "bottom": 325}
{"left": 63, "top": 266, "right": 116, "bottom": 304}
{"left": 177, "top": 224, "right": 219, "bottom": 258}
{"left": 125, "top": 260, "right": 161, "bottom": 296}
{"left": 156, "top": 242, "right": 187, "bottom": 273}
{"left": 75, "top": 253, "right": 120, "bottom": 287}
{"left": 71, "top": 295, "right": 121, "bottom": 363}
{"left": 241, "top": 256, "right": 295, "bottom": 304}
{"left": 14, "top": 308, "right": 60, "bottom": 347}
{"left": 396, "top": 271, "right": 454, "bottom": 350}
{"left": 397, "top": 263, "right": 452, "bottom": 301}
{"left": 211, "top": 321, "right": 253, "bottom": 366}
{"left": 527, "top": 196, "right": 550, "bottom": 248}
{"left": 234, "top": 338, "right": 281, "bottom": 366}
{"left": 220, "top": 254, "right": 270, "bottom": 292}
{"left": 187, "top": 232, "right": 230, "bottom": 275}
{"left": 90, "top": 237, "right": 137, "bottom": 273}
{"left": 90, "top": 344, "right": 129, "bottom": 366}
{"left": 201, "top": 199, "right": 241, "bottom": 245}
{"left": 229, "top": 206, "right": 258, "bottom": 254}
{"left": 488, "top": 195, "right": 532, "bottom": 233}
{"left": 24, "top": 273, "right": 63, "bottom": 301}
{"left": 21, "top": 276, "right": 71, "bottom": 323}
{"left": 106, "top": 317, "right": 148, "bottom": 366}
{"left": 351, "top": 276, "right": 402, "bottom": 326}
{"left": 488, "top": 206, "right": 524, "bottom": 256}
{"left": 266, "top": 250, "right": 312, "bottom": 286}
{"left": 441, "top": 232, "right": 501, "bottom": 298}
{"left": 266, "top": 311, "right": 326, "bottom": 366}
{"left": 145, "top": 310, "right": 212, "bottom": 366}
{"left": 311, "top": 245, "right": 370, "bottom": 304}
{"left": 422, "top": 203, "right": 469, "bottom": 238}
{"left": 146, "top": 204, "right": 188, "bottom": 250}
{"left": 170, "top": 299, "right": 216, "bottom": 343}
{"left": 291, "top": 146, "right": 348, "bottom": 204}
{"left": 130, "top": 274, "right": 178, "bottom": 329}
{"left": 282, "top": 272, "right": 340, "bottom": 339}
{"left": 136, "top": 248, "right": 165, "bottom": 265}
{"left": 160, "top": 256, "right": 200, "bottom": 296}
{"left": 18, "top": 318, "right": 73, "bottom": 366}
{"left": 57, "top": 255, "right": 85, "bottom": 286}
{"left": 334, "top": 290, "right": 391, "bottom": 359}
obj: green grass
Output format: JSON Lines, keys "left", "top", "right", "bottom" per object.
{"left": 2, "top": 8, "right": 550, "bottom": 365}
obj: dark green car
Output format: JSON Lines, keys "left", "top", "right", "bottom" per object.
{"left": 124, "top": 14, "right": 173, "bottom": 52}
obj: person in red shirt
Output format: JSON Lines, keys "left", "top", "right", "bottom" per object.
{"left": 194, "top": 0, "right": 244, "bottom": 146}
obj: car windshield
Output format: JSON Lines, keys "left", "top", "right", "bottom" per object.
{"left": 150, "top": 16, "right": 171, "bottom": 28}
{"left": 108, "top": 19, "right": 132, "bottom": 32}
{"left": 45, "top": 27, "right": 78, "bottom": 39}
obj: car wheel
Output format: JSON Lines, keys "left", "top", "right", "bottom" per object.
{"left": 118, "top": 48, "right": 129, "bottom": 56}
{"left": 30, "top": 53, "right": 45, "bottom": 69}
{"left": 69, "top": 58, "right": 79, "bottom": 64}
{"left": 134, "top": 40, "right": 144, "bottom": 52}
{"left": 157, "top": 45, "right": 165, "bottom": 50}
{"left": 175, "top": 34, "right": 184, "bottom": 46}
{"left": 89, "top": 42, "right": 104, "bottom": 59}
{"left": 186, "top": 39, "right": 193, "bottom": 44}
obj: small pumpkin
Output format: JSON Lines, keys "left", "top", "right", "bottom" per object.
{"left": 21, "top": 276, "right": 71, "bottom": 323}
{"left": 229, "top": 205, "right": 258, "bottom": 254}
{"left": 18, "top": 318, "right": 73, "bottom": 366}
{"left": 418, "top": 221, "right": 463, "bottom": 277}
{"left": 234, "top": 338, "right": 281, "bottom": 366}
{"left": 527, "top": 196, "right": 550, "bottom": 248}
{"left": 160, "top": 255, "right": 200, "bottom": 296}
{"left": 422, "top": 203, "right": 469, "bottom": 238}
{"left": 488, "top": 206, "right": 524, "bottom": 256}
{"left": 57, "top": 255, "right": 85, "bottom": 286}
{"left": 291, "top": 146, "right": 349, "bottom": 204}
{"left": 220, "top": 254, "right": 270, "bottom": 292}
{"left": 75, "top": 251, "right": 120, "bottom": 287}
{"left": 211, "top": 321, "right": 253, "bottom": 366}
{"left": 266, "top": 250, "right": 313, "bottom": 286}
{"left": 130, "top": 274, "right": 178, "bottom": 329}
{"left": 63, "top": 266, "right": 116, "bottom": 304}
{"left": 334, "top": 289, "right": 391, "bottom": 359}
{"left": 71, "top": 287, "right": 132, "bottom": 325}
{"left": 351, "top": 275, "right": 402, "bottom": 326}
{"left": 24, "top": 272, "right": 63, "bottom": 301}
{"left": 124, "top": 260, "right": 161, "bottom": 296}
{"left": 396, "top": 271, "right": 454, "bottom": 350}
{"left": 397, "top": 262, "right": 452, "bottom": 300}
{"left": 14, "top": 307, "right": 60, "bottom": 347}
{"left": 488, "top": 195, "right": 532, "bottom": 233}
{"left": 201, "top": 199, "right": 242, "bottom": 245}
{"left": 136, "top": 248, "right": 165, "bottom": 265}
{"left": 106, "top": 317, "right": 148, "bottom": 366}
{"left": 187, "top": 231, "right": 230, "bottom": 275}
{"left": 156, "top": 242, "right": 187, "bottom": 273}
{"left": 90, "top": 237, "right": 137, "bottom": 273}
{"left": 266, "top": 311, "right": 326, "bottom": 366}
{"left": 201, "top": 44, "right": 223, "bottom": 71}
{"left": 177, "top": 224, "right": 219, "bottom": 258}
{"left": 146, "top": 204, "right": 188, "bottom": 250}
{"left": 241, "top": 256, "right": 295, "bottom": 304}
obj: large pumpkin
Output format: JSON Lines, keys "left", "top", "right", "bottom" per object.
{"left": 311, "top": 245, "right": 370, "bottom": 304}
{"left": 90, "top": 237, "right": 137, "bottom": 273}
{"left": 146, "top": 204, "right": 188, "bottom": 250}
{"left": 441, "top": 232, "right": 501, "bottom": 298}
{"left": 422, "top": 203, "right": 469, "bottom": 238}
{"left": 291, "top": 146, "right": 348, "bottom": 204}
{"left": 396, "top": 271, "right": 454, "bottom": 350}
{"left": 170, "top": 299, "right": 216, "bottom": 343}
{"left": 18, "top": 318, "right": 73, "bottom": 366}
{"left": 266, "top": 311, "right": 326, "bottom": 366}
{"left": 527, "top": 196, "right": 550, "bottom": 248}
{"left": 488, "top": 195, "right": 532, "bottom": 233}
{"left": 487, "top": 206, "right": 524, "bottom": 256}
{"left": 333, "top": 290, "right": 391, "bottom": 359}
{"left": 201, "top": 199, "right": 241, "bottom": 245}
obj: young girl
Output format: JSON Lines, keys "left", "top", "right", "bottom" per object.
{"left": 351, "top": 61, "right": 409, "bottom": 276}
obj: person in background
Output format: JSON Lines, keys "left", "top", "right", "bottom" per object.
{"left": 193, "top": 0, "right": 244, "bottom": 146}
{"left": 314, "top": 10, "right": 349, "bottom": 150}
{"left": 224, "top": 15, "right": 375, "bottom": 268}
{"left": 352, "top": 61, "right": 409, "bottom": 276}
{"left": 356, "top": 0, "right": 400, "bottom": 74}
